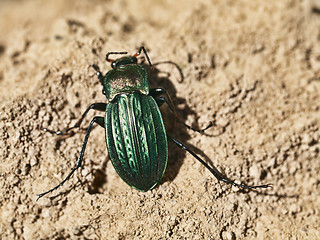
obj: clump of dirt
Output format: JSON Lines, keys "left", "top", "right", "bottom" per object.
{"left": 0, "top": 0, "right": 319, "bottom": 239}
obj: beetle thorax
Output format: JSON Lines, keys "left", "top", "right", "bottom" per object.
{"left": 103, "top": 64, "right": 149, "bottom": 102}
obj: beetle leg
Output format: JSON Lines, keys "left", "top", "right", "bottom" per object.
{"left": 167, "top": 135, "right": 272, "bottom": 190}
{"left": 90, "top": 64, "right": 104, "bottom": 83}
{"left": 37, "top": 116, "right": 105, "bottom": 200}
{"left": 150, "top": 88, "right": 214, "bottom": 133}
{"left": 44, "top": 103, "right": 107, "bottom": 135}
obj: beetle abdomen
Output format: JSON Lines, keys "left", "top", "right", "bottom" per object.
{"left": 105, "top": 92, "right": 168, "bottom": 191}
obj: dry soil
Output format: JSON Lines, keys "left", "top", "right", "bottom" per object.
{"left": 0, "top": 0, "right": 320, "bottom": 239}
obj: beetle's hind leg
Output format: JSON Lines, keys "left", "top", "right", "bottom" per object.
{"left": 168, "top": 135, "right": 272, "bottom": 190}
{"left": 150, "top": 88, "right": 214, "bottom": 134}
{"left": 37, "top": 116, "right": 105, "bottom": 200}
{"left": 44, "top": 103, "right": 107, "bottom": 135}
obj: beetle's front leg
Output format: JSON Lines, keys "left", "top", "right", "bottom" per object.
{"left": 149, "top": 88, "right": 214, "bottom": 133}
{"left": 37, "top": 116, "right": 105, "bottom": 200}
{"left": 44, "top": 103, "right": 107, "bottom": 135}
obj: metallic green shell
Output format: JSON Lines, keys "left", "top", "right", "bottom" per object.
{"left": 105, "top": 92, "right": 168, "bottom": 191}
{"left": 103, "top": 64, "right": 149, "bottom": 102}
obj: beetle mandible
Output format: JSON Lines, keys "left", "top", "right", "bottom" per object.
{"left": 37, "top": 46, "right": 272, "bottom": 200}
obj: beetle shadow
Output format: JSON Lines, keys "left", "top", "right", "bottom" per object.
{"left": 87, "top": 157, "right": 109, "bottom": 195}
{"left": 144, "top": 61, "right": 277, "bottom": 195}
{"left": 144, "top": 61, "right": 214, "bottom": 185}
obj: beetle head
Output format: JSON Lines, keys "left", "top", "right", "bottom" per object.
{"left": 111, "top": 56, "right": 138, "bottom": 69}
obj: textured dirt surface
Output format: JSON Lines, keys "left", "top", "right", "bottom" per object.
{"left": 1, "top": 0, "right": 320, "bottom": 239}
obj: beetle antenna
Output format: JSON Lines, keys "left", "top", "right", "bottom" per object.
{"left": 134, "top": 46, "right": 153, "bottom": 68}
{"left": 106, "top": 51, "right": 128, "bottom": 62}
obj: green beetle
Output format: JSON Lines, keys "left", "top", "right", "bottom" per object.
{"left": 37, "top": 47, "right": 271, "bottom": 200}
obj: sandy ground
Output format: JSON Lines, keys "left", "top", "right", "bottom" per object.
{"left": 0, "top": 0, "right": 320, "bottom": 239}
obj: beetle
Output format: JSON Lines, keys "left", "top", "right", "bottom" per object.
{"left": 37, "top": 46, "right": 271, "bottom": 200}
